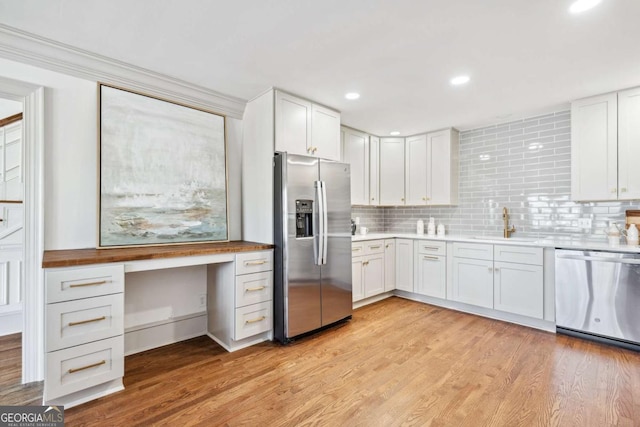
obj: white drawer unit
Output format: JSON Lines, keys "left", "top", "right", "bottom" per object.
{"left": 452, "top": 242, "right": 493, "bottom": 261}
{"left": 417, "top": 240, "right": 446, "bottom": 256}
{"left": 235, "top": 272, "right": 272, "bottom": 308}
{"left": 494, "top": 245, "right": 543, "bottom": 265}
{"left": 46, "top": 294, "right": 124, "bottom": 352}
{"left": 351, "top": 242, "right": 365, "bottom": 256}
{"left": 45, "top": 335, "right": 124, "bottom": 402}
{"left": 44, "top": 263, "right": 125, "bottom": 406}
{"left": 46, "top": 264, "right": 124, "bottom": 303}
{"left": 363, "top": 240, "right": 385, "bottom": 255}
{"left": 234, "top": 301, "right": 272, "bottom": 341}
{"left": 235, "top": 251, "right": 273, "bottom": 275}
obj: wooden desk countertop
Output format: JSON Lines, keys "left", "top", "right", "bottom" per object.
{"left": 42, "top": 241, "right": 274, "bottom": 268}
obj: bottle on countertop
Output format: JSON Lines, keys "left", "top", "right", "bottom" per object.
{"left": 605, "top": 221, "right": 620, "bottom": 246}
{"left": 626, "top": 223, "right": 639, "bottom": 245}
{"left": 427, "top": 217, "right": 436, "bottom": 236}
{"left": 437, "top": 222, "right": 445, "bottom": 237}
{"left": 417, "top": 219, "right": 424, "bottom": 235}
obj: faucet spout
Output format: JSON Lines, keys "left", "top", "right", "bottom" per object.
{"left": 503, "top": 207, "right": 516, "bottom": 238}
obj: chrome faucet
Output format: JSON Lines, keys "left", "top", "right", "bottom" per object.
{"left": 503, "top": 207, "right": 516, "bottom": 238}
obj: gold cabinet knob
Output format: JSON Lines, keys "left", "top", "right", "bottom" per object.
{"left": 401, "top": 198, "right": 405, "bottom": 201}
{"left": 371, "top": 197, "right": 375, "bottom": 200}
{"left": 611, "top": 188, "right": 617, "bottom": 193}
{"left": 621, "top": 188, "right": 628, "bottom": 193}
{"left": 422, "top": 197, "right": 426, "bottom": 201}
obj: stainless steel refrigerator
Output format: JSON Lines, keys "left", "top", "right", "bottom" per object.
{"left": 274, "top": 152, "right": 352, "bottom": 343}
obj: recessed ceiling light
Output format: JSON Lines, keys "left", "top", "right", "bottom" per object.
{"left": 450, "top": 75, "right": 470, "bottom": 86}
{"left": 345, "top": 92, "right": 360, "bottom": 100}
{"left": 389, "top": 131, "right": 401, "bottom": 136}
{"left": 569, "top": 0, "right": 602, "bottom": 14}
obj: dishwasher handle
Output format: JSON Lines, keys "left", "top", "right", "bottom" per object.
{"left": 557, "top": 253, "right": 640, "bottom": 265}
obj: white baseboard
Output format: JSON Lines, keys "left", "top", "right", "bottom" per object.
{"left": 44, "top": 378, "right": 124, "bottom": 409}
{"left": 0, "top": 309, "right": 21, "bottom": 336}
{"left": 353, "top": 292, "right": 393, "bottom": 310}
{"left": 124, "top": 313, "right": 207, "bottom": 356}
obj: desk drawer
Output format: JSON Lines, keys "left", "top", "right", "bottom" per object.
{"left": 234, "top": 301, "right": 272, "bottom": 340}
{"left": 418, "top": 240, "right": 446, "bottom": 256}
{"left": 47, "top": 265, "right": 124, "bottom": 303}
{"left": 45, "top": 335, "right": 124, "bottom": 401}
{"left": 235, "top": 272, "right": 272, "bottom": 308}
{"left": 47, "top": 294, "right": 124, "bottom": 352}
{"left": 494, "top": 245, "right": 543, "bottom": 265}
{"left": 236, "top": 251, "right": 273, "bottom": 275}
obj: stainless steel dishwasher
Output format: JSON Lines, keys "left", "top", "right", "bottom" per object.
{"left": 556, "top": 249, "right": 640, "bottom": 350}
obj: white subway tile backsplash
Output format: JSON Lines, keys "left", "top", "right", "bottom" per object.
{"left": 352, "top": 110, "right": 640, "bottom": 237}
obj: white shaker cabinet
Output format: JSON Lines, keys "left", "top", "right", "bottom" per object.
{"left": 342, "top": 127, "right": 369, "bottom": 205}
{"left": 493, "top": 261, "right": 543, "bottom": 319}
{"left": 379, "top": 137, "right": 405, "bottom": 205}
{"left": 416, "top": 253, "right": 446, "bottom": 299}
{"left": 351, "top": 241, "right": 385, "bottom": 302}
{"left": 618, "top": 87, "right": 640, "bottom": 200}
{"left": 274, "top": 90, "right": 341, "bottom": 161}
{"left": 427, "top": 129, "right": 459, "bottom": 205}
{"left": 571, "top": 92, "right": 618, "bottom": 201}
{"left": 384, "top": 239, "right": 395, "bottom": 291}
{"left": 452, "top": 257, "right": 494, "bottom": 308}
{"left": 369, "top": 136, "right": 380, "bottom": 206}
{"left": 394, "top": 239, "right": 414, "bottom": 292}
{"left": 405, "top": 134, "right": 428, "bottom": 205}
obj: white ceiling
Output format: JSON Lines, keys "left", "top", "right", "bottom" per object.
{"left": 1, "top": 0, "right": 639, "bottom": 135}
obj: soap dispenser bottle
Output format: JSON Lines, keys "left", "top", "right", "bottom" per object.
{"left": 416, "top": 219, "right": 424, "bottom": 235}
{"left": 427, "top": 217, "right": 436, "bottom": 236}
{"left": 627, "top": 223, "right": 639, "bottom": 245}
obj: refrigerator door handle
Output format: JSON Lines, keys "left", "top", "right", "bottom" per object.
{"left": 315, "top": 181, "right": 323, "bottom": 266}
{"left": 321, "top": 181, "right": 328, "bottom": 265}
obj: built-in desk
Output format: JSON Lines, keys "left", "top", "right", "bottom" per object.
{"left": 41, "top": 241, "right": 274, "bottom": 408}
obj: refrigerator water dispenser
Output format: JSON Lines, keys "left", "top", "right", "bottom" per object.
{"left": 295, "top": 199, "right": 314, "bottom": 237}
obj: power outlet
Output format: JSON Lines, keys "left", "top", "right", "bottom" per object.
{"left": 198, "top": 294, "right": 207, "bottom": 309}
{"left": 578, "top": 218, "right": 592, "bottom": 229}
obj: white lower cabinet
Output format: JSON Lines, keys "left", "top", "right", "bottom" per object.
{"left": 352, "top": 240, "right": 385, "bottom": 302}
{"left": 394, "top": 239, "right": 414, "bottom": 292}
{"left": 416, "top": 253, "right": 446, "bottom": 299}
{"left": 451, "top": 242, "right": 544, "bottom": 319}
{"left": 384, "top": 239, "right": 395, "bottom": 291}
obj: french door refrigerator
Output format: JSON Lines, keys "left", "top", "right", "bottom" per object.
{"left": 274, "top": 152, "right": 352, "bottom": 343}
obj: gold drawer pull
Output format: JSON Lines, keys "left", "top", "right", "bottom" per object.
{"left": 423, "top": 255, "right": 439, "bottom": 260}
{"left": 244, "top": 260, "right": 267, "bottom": 266}
{"left": 68, "top": 359, "right": 106, "bottom": 374}
{"left": 245, "top": 316, "right": 266, "bottom": 324}
{"left": 245, "top": 286, "right": 266, "bottom": 292}
{"left": 352, "top": 247, "right": 361, "bottom": 251}
{"left": 422, "top": 246, "right": 439, "bottom": 251}
{"left": 68, "top": 316, "right": 106, "bottom": 327}
{"left": 369, "top": 245, "right": 381, "bottom": 249}
{"left": 69, "top": 280, "right": 108, "bottom": 288}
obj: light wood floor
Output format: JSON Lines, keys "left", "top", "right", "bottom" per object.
{"left": 9, "top": 297, "right": 640, "bottom": 426}
{"left": 0, "top": 333, "right": 43, "bottom": 406}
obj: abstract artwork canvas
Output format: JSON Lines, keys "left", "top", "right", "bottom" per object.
{"left": 99, "top": 84, "right": 228, "bottom": 247}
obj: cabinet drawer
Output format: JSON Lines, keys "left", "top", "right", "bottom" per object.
{"left": 351, "top": 242, "right": 365, "bottom": 257}
{"left": 234, "top": 301, "right": 272, "bottom": 341}
{"left": 235, "top": 272, "right": 273, "bottom": 308}
{"left": 46, "top": 265, "right": 124, "bottom": 303}
{"left": 45, "top": 335, "right": 124, "bottom": 401}
{"left": 363, "top": 240, "right": 385, "bottom": 255}
{"left": 47, "top": 294, "right": 124, "bottom": 352}
{"left": 418, "top": 240, "right": 446, "bottom": 256}
{"left": 494, "top": 245, "right": 543, "bottom": 265}
{"left": 452, "top": 243, "right": 493, "bottom": 261}
{"left": 235, "top": 251, "right": 273, "bottom": 275}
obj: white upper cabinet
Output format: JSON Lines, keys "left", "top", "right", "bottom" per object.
{"left": 427, "top": 129, "right": 459, "bottom": 205}
{"left": 379, "top": 137, "right": 405, "bottom": 205}
{"left": 342, "top": 127, "right": 370, "bottom": 205}
{"left": 571, "top": 92, "right": 618, "bottom": 201}
{"left": 312, "top": 104, "right": 341, "bottom": 161}
{"left": 618, "top": 87, "right": 640, "bottom": 200}
{"left": 369, "top": 136, "right": 380, "bottom": 206}
{"left": 405, "top": 134, "right": 428, "bottom": 205}
{"left": 275, "top": 90, "right": 340, "bottom": 161}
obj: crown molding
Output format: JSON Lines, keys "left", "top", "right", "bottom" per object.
{"left": 0, "top": 24, "right": 246, "bottom": 119}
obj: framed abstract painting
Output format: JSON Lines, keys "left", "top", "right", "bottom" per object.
{"left": 98, "top": 84, "right": 228, "bottom": 248}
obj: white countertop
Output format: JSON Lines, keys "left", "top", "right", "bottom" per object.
{"left": 351, "top": 232, "right": 640, "bottom": 253}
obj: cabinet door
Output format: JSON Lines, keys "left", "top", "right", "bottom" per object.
{"left": 275, "top": 91, "right": 312, "bottom": 156}
{"left": 342, "top": 128, "right": 369, "bottom": 205}
{"left": 571, "top": 93, "right": 618, "bottom": 201}
{"left": 427, "top": 129, "right": 457, "bottom": 205}
{"left": 363, "top": 254, "right": 385, "bottom": 297}
{"left": 369, "top": 136, "right": 380, "bottom": 206}
{"left": 395, "top": 239, "right": 413, "bottom": 292}
{"left": 352, "top": 257, "right": 364, "bottom": 302}
{"left": 494, "top": 262, "right": 543, "bottom": 319}
{"left": 379, "top": 138, "right": 405, "bottom": 205}
{"left": 618, "top": 87, "right": 640, "bottom": 200}
{"left": 405, "top": 134, "right": 428, "bottom": 205}
{"left": 384, "top": 239, "right": 395, "bottom": 291}
{"left": 416, "top": 254, "right": 446, "bottom": 299}
{"left": 451, "top": 257, "right": 493, "bottom": 308}
{"left": 312, "top": 104, "right": 341, "bottom": 161}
